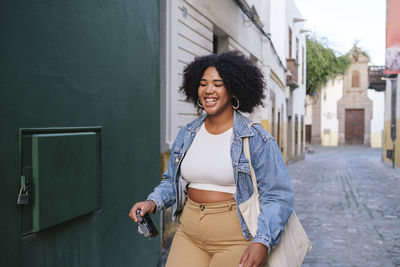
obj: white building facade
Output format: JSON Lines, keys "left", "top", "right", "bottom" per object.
{"left": 160, "top": 0, "right": 307, "bottom": 163}
{"left": 320, "top": 77, "right": 343, "bottom": 146}
{"left": 368, "top": 89, "right": 384, "bottom": 148}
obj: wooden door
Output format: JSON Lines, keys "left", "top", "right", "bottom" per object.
{"left": 306, "top": 125, "right": 311, "bottom": 143}
{"left": 345, "top": 109, "right": 364, "bottom": 145}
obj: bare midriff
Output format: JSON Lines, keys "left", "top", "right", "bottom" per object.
{"left": 188, "top": 188, "right": 234, "bottom": 203}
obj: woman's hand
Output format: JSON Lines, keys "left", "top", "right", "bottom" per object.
{"left": 129, "top": 200, "right": 156, "bottom": 222}
{"left": 239, "top": 242, "right": 268, "bottom": 267}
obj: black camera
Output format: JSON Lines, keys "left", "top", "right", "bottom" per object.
{"left": 136, "top": 210, "right": 159, "bottom": 238}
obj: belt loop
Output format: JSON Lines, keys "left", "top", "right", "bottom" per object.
{"left": 228, "top": 201, "right": 232, "bottom": 211}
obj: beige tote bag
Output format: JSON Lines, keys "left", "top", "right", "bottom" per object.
{"left": 238, "top": 127, "right": 312, "bottom": 267}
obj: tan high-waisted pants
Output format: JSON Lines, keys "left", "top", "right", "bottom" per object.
{"left": 165, "top": 198, "right": 251, "bottom": 267}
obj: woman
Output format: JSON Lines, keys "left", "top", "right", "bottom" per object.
{"left": 129, "top": 51, "right": 293, "bottom": 267}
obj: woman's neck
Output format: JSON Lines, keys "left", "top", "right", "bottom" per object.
{"left": 204, "top": 110, "right": 234, "bottom": 135}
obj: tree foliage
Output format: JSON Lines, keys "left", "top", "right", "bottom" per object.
{"left": 306, "top": 36, "right": 351, "bottom": 95}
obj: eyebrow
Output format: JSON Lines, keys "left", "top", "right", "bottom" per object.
{"left": 200, "top": 78, "right": 224, "bottom": 82}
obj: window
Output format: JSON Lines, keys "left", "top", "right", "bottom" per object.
{"left": 296, "top": 37, "right": 299, "bottom": 62}
{"left": 213, "top": 26, "right": 228, "bottom": 54}
{"left": 351, "top": 70, "right": 360, "bottom": 88}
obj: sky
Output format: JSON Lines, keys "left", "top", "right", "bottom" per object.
{"left": 293, "top": 0, "right": 386, "bottom": 66}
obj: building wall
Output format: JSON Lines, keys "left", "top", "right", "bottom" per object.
{"left": 270, "top": 0, "right": 287, "bottom": 62}
{"left": 383, "top": 80, "right": 390, "bottom": 163}
{"left": 163, "top": 0, "right": 267, "bottom": 151}
{"left": 305, "top": 95, "right": 314, "bottom": 144}
{"left": 161, "top": 0, "right": 305, "bottom": 164}
{"left": 368, "top": 89, "right": 385, "bottom": 148}
{"left": 162, "top": 0, "right": 211, "bottom": 152}
{"left": 285, "top": 0, "right": 307, "bottom": 161}
{"left": 383, "top": 75, "right": 400, "bottom": 166}
{"left": 321, "top": 77, "right": 343, "bottom": 146}
{"left": 305, "top": 96, "right": 313, "bottom": 125}
{"left": 311, "top": 91, "right": 322, "bottom": 145}
{"left": 262, "top": 0, "right": 290, "bottom": 160}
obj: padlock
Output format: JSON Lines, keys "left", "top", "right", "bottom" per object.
{"left": 17, "top": 187, "right": 29, "bottom": 205}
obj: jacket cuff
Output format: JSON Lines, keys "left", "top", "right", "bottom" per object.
{"left": 146, "top": 196, "right": 162, "bottom": 212}
{"left": 252, "top": 236, "right": 272, "bottom": 252}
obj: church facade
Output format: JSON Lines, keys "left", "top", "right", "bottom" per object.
{"left": 306, "top": 46, "right": 384, "bottom": 147}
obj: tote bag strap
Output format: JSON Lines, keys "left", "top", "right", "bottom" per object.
{"left": 243, "top": 122, "right": 260, "bottom": 196}
{"left": 244, "top": 122, "right": 312, "bottom": 266}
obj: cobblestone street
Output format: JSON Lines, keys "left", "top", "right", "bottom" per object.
{"left": 290, "top": 146, "right": 400, "bottom": 267}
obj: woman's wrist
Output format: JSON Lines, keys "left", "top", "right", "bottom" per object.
{"left": 146, "top": 199, "right": 157, "bottom": 213}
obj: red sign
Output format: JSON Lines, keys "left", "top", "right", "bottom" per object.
{"left": 385, "top": 0, "right": 400, "bottom": 74}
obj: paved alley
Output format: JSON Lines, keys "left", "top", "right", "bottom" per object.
{"left": 289, "top": 146, "right": 400, "bottom": 267}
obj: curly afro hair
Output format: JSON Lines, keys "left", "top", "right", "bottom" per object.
{"left": 180, "top": 50, "right": 266, "bottom": 113}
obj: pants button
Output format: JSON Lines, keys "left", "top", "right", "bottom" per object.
{"left": 200, "top": 204, "right": 205, "bottom": 211}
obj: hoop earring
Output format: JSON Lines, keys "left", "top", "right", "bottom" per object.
{"left": 197, "top": 100, "right": 204, "bottom": 109}
{"left": 232, "top": 96, "right": 240, "bottom": 110}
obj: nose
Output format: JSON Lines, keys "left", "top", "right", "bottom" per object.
{"left": 205, "top": 83, "right": 214, "bottom": 93}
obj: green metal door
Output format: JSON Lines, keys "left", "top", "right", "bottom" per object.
{"left": 0, "top": 1, "right": 160, "bottom": 266}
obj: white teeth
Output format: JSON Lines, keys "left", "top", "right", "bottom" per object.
{"left": 205, "top": 98, "right": 218, "bottom": 103}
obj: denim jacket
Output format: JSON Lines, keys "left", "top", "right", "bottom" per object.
{"left": 147, "top": 111, "right": 293, "bottom": 250}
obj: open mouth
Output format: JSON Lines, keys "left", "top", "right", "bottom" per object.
{"left": 204, "top": 97, "right": 218, "bottom": 106}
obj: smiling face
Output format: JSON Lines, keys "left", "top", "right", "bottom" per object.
{"left": 198, "top": 66, "right": 233, "bottom": 117}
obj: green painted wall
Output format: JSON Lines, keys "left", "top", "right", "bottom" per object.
{"left": 0, "top": 1, "right": 160, "bottom": 266}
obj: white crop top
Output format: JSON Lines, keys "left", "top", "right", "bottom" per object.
{"left": 180, "top": 123, "right": 236, "bottom": 194}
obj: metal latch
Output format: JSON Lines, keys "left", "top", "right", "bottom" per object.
{"left": 17, "top": 175, "right": 30, "bottom": 205}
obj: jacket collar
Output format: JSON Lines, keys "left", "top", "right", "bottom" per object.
{"left": 185, "top": 110, "right": 254, "bottom": 138}
{"left": 233, "top": 110, "right": 254, "bottom": 137}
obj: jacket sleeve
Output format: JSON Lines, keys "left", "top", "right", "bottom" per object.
{"left": 250, "top": 130, "right": 294, "bottom": 250}
{"left": 146, "top": 127, "right": 186, "bottom": 212}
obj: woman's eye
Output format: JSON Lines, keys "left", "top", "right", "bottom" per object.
{"left": 200, "top": 84, "right": 207, "bottom": 87}
{"left": 215, "top": 84, "right": 224, "bottom": 87}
